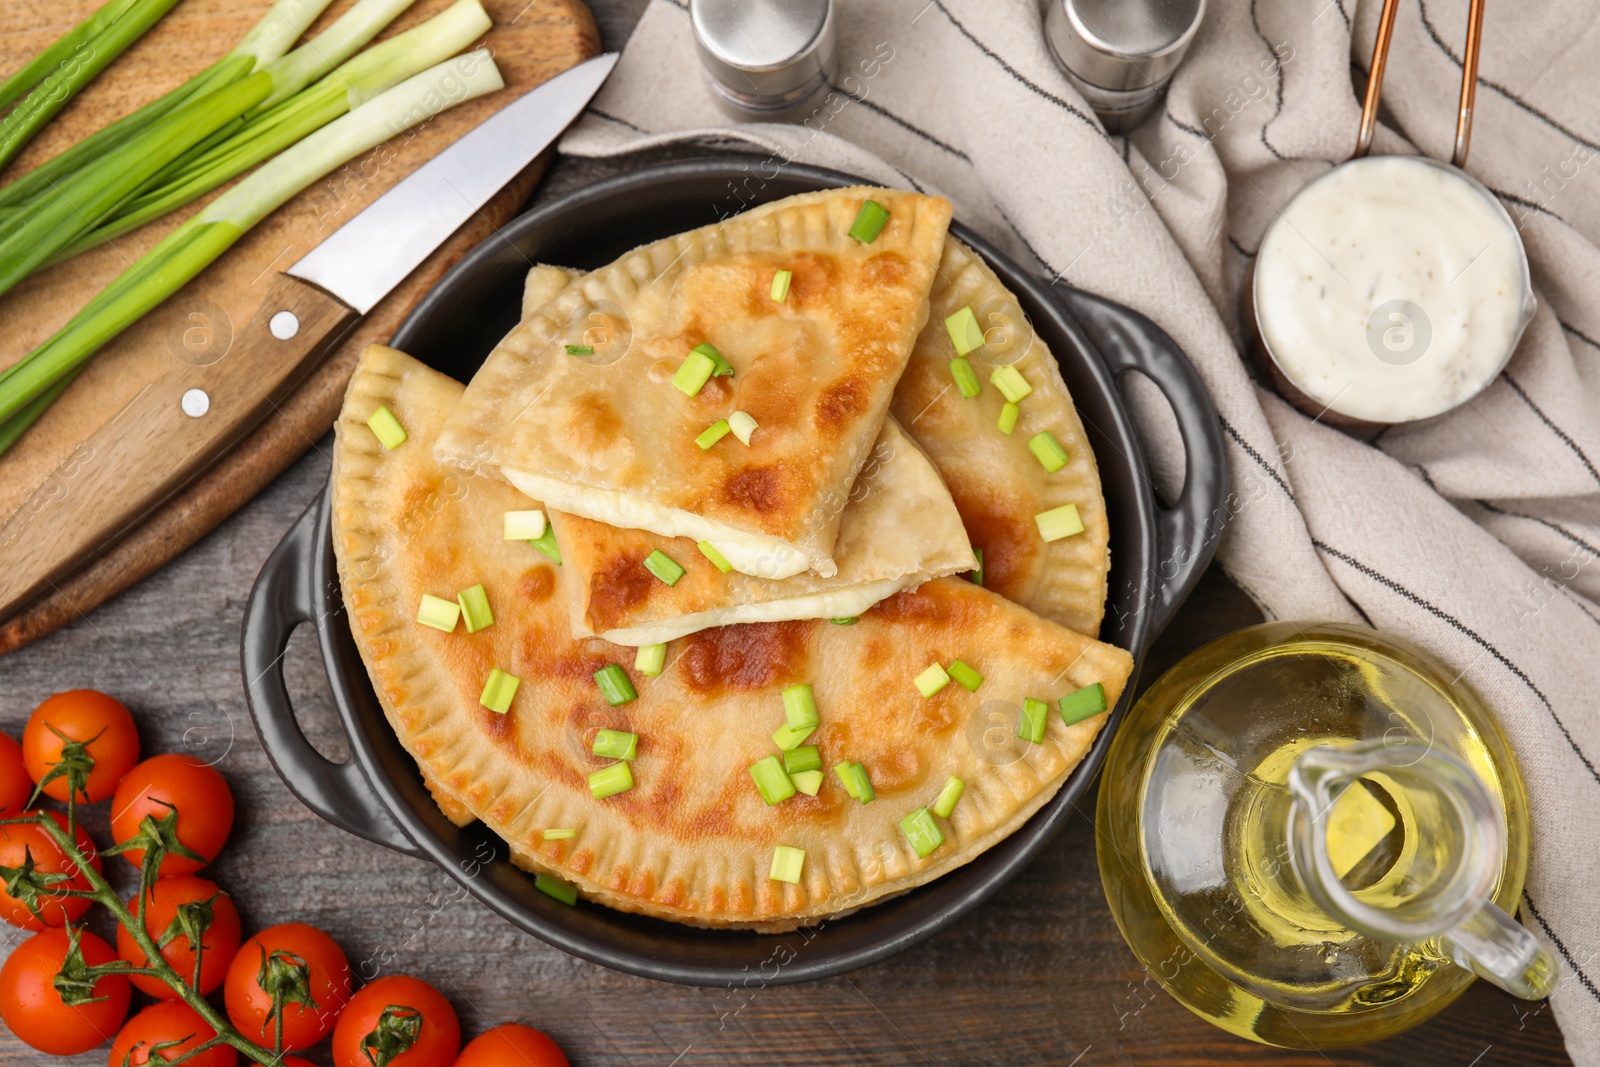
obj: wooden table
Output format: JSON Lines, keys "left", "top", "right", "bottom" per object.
{"left": 0, "top": 1, "right": 1574, "bottom": 1063}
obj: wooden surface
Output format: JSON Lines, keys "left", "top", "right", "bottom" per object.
{"left": 0, "top": 1, "right": 1576, "bottom": 1065}
{"left": 0, "top": 0, "right": 599, "bottom": 651}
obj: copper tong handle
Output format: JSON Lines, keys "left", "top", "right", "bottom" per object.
{"left": 1354, "top": 0, "right": 1486, "bottom": 166}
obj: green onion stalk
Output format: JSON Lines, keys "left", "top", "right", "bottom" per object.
{"left": 0, "top": 50, "right": 503, "bottom": 449}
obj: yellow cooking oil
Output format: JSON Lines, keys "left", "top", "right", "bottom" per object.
{"left": 1097, "top": 622, "right": 1530, "bottom": 1048}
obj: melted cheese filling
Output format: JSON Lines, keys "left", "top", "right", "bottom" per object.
{"left": 600, "top": 579, "right": 906, "bottom": 646}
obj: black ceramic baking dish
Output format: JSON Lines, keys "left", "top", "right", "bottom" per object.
{"left": 241, "top": 157, "right": 1227, "bottom": 985}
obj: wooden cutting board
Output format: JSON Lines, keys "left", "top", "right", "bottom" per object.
{"left": 0, "top": 0, "right": 598, "bottom": 653}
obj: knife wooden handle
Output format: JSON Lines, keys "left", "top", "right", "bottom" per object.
{"left": 0, "top": 273, "right": 359, "bottom": 618}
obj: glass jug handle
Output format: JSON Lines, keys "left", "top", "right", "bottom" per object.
{"left": 1286, "top": 740, "right": 1556, "bottom": 1001}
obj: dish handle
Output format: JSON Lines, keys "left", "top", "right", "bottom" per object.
{"left": 1055, "top": 288, "right": 1229, "bottom": 636}
{"left": 241, "top": 498, "right": 427, "bottom": 860}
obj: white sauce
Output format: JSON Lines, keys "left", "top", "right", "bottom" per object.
{"left": 1254, "top": 156, "right": 1530, "bottom": 423}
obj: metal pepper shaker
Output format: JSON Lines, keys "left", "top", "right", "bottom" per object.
{"left": 1043, "top": 0, "right": 1205, "bottom": 133}
{"left": 689, "top": 0, "right": 837, "bottom": 122}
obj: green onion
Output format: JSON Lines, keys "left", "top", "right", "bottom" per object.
{"left": 782, "top": 683, "right": 818, "bottom": 728}
{"left": 915, "top": 663, "right": 950, "bottom": 698}
{"left": 643, "top": 549, "right": 685, "bottom": 586}
{"left": 790, "top": 769, "right": 823, "bottom": 796}
{"left": 534, "top": 873, "right": 578, "bottom": 906}
{"left": 565, "top": 344, "right": 593, "bottom": 355}
{"left": 457, "top": 583, "right": 493, "bottom": 633}
{"left": 416, "top": 594, "right": 460, "bottom": 633}
{"left": 696, "top": 540, "right": 732, "bottom": 573}
{"left": 591, "top": 729, "right": 638, "bottom": 761}
{"left": 542, "top": 828, "right": 575, "bottom": 841}
{"left": 749, "top": 755, "right": 795, "bottom": 805}
{"left": 366, "top": 406, "right": 407, "bottom": 450}
{"left": 948, "top": 357, "right": 981, "bottom": 398}
{"left": 1029, "top": 431, "right": 1069, "bottom": 473}
{"left": 783, "top": 745, "right": 821, "bottom": 774}
{"left": 696, "top": 419, "right": 731, "bottom": 450}
{"left": 769, "top": 845, "right": 805, "bottom": 884}
{"left": 845, "top": 762, "right": 875, "bottom": 804}
{"left": 990, "top": 366, "right": 1033, "bottom": 403}
{"left": 932, "top": 776, "right": 965, "bottom": 819}
{"left": 830, "top": 616, "right": 858, "bottom": 625}
{"left": 634, "top": 643, "right": 667, "bottom": 677}
{"left": 900, "top": 807, "right": 944, "bottom": 858}
{"left": 479, "top": 668, "right": 520, "bottom": 715}
{"left": 593, "top": 664, "right": 637, "bottom": 707}
{"left": 531, "top": 526, "right": 562, "bottom": 565}
{"left": 998, "top": 402, "right": 1019, "bottom": 436}
{"left": 947, "top": 660, "right": 983, "bottom": 692}
{"left": 504, "top": 509, "right": 546, "bottom": 540}
{"left": 694, "top": 342, "right": 734, "bottom": 377}
{"left": 670, "top": 350, "right": 716, "bottom": 396}
{"left": 969, "top": 548, "right": 984, "bottom": 586}
{"left": 847, "top": 199, "right": 890, "bottom": 243}
{"left": 728, "top": 410, "right": 759, "bottom": 445}
{"left": 771, "top": 721, "right": 816, "bottom": 751}
{"left": 834, "top": 761, "right": 859, "bottom": 798}
{"left": 1018, "top": 697, "right": 1048, "bottom": 744}
{"left": 1035, "top": 504, "right": 1085, "bottom": 542}
{"left": 944, "top": 307, "right": 985, "bottom": 356}
{"left": 588, "top": 762, "right": 633, "bottom": 799}
{"left": 770, "top": 269, "right": 792, "bottom": 302}
{"left": 1059, "top": 682, "right": 1108, "bottom": 725}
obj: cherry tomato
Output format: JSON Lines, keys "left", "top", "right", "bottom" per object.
{"left": 333, "top": 975, "right": 460, "bottom": 1067}
{"left": 0, "top": 927, "right": 130, "bottom": 1055}
{"left": 0, "top": 810, "right": 102, "bottom": 929}
{"left": 110, "top": 754, "right": 233, "bottom": 876}
{"left": 224, "top": 922, "right": 353, "bottom": 1051}
{"left": 23, "top": 690, "right": 139, "bottom": 804}
{"left": 454, "top": 1023, "right": 570, "bottom": 1067}
{"left": 116, "top": 876, "right": 242, "bottom": 999}
{"left": 0, "top": 732, "right": 31, "bottom": 815}
{"left": 109, "top": 1001, "right": 238, "bottom": 1067}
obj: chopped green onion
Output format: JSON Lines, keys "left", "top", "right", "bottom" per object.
{"left": 591, "top": 729, "right": 638, "bottom": 761}
{"left": 565, "top": 344, "right": 593, "bottom": 355}
{"left": 783, "top": 745, "right": 822, "bottom": 774}
{"left": 593, "top": 664, "right": 637, "bottom": 706}
{"left": 782, "top": 684, "right": 819, "bottom": 728}
{"left": 769, "top": 844, "right": 805, "bottom": 884}
{"left": 770, "top": 269, "right": 792, "bottom": 302}
{"left": 671, "top": 350, "right": 717, "bottom": 396}
{"left": 644, "top": 549, "right": 686, "bottom": 586}
{"left": 694, "top": 342, "right": 734, "bottom": 377}
{"left": 503, "top": 509, "right": 546, "bottom": 540}
{"left": 990, "top": 365, "right": 1033, "bottom": 403}
{"left": 969, "top": 547, "right": 984, "bottom": 586}
{"left": 366, "top": 406, "right": 407, "bottom": 450}
{"left": 771, "top": 721, "right": 816, "bottom": 751}
{"left": 634, "top": 643, "right": 667, "bottom": 677}
{"left": 479, "top": 668, "right": 520, "bottom": 715}
{"left": 834, "top": 761, "right": 858, "bottom": 798}
{"left": 791, "top": 769, "right": 824, "bottom": 796}
{"left": 1035, "top": 504, "right": 1085, "bottom": 542}
{"left": 542, "top": 828, "right": 575, "bottom": 841}
{"left": 696, "top": 419, "right": 731, "bottom": 450}
{"left": 947, "top": 660, "right": 983, "bottom": 692}
{"left": 848, "top": 199, "right": 891, "bottom": 243}
{"left": 729, "top": 410, "right": 759, "bottom": 446}
{"left": 749, "top": 755, "right": 795, "bottom": 805}
{"left": 1019, "top": 697, "right": 1049, "bottom": 744}
{"left": 834, "top": 761, "right": 874, "bottom": 804}
{"left": 416, "top": 594, "right": 460, "bottom": 633}
{"left": 696, "top": 541, "right": 733, "bottom": 573}
{"left": 998, "top": 401, "right": 1020, "bottom": 435}
{"left": 1059, "top": 682, "right": 1109, "bottom": 725}
{"left": 830, "top": 616, "right": 858, "bottom": 625}
{"left": 932, "top": 776, "right": 965, "bottom": 819}
{"left": 945, "top": 307, "right": 985, "bottom": 356}
{"left": 900, "top": 807, "right": 944, "bottom": 858}
{"left": 1029, "top": 431, "right": 1069, "bottom": 473}
{"left": 948, "top": 357, "right": 981, "bottom": 398}
{"left": 530, "top": 526, "right": 562, "bottom": 565}
{"left": 588, "top": 762, "right": 634, "bottom": 799}
{"left": 457, "top": 583, "right": 493, "bottom": 633}
{"left": 915, "top": 663, "right": 950, "bottom": 698}
{"left": 534, "top": 873, "right": 577, "bottom": 906}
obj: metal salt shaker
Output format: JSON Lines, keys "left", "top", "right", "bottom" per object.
{"left": 690, "top": 0, "right": 837, "bottom": 122}
{"left": 1043, "top": 0, "right": 1204, "bottom": 132}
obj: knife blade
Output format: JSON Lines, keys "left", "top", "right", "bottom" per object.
{"left": 0, "top": 53, "right": 618, "bottom": 621}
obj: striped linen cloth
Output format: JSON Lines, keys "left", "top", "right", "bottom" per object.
{"left": 560, "top": 0, "right": 1600, "bottom": 1057}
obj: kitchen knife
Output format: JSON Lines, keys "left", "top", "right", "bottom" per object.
{"left": 0, "top": 53, "right": 617, "bottom": 621}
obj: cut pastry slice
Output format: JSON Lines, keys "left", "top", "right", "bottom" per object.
{"left": 551, "top": 417, "right": 976, "bottom": 645}
{"left": 334, "top": 346, "right": 1133, "bottom": 930}
{"left": 434, "top": 187, "right": 954, "bottom": 580}
{"left": 891, "top": 238, "right": 1112, "bottom": 636}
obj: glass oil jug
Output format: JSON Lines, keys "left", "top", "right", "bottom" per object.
{"left": 1097, "top": 622, "right": 1555, "bottom": 1048}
